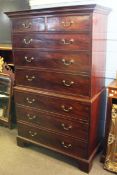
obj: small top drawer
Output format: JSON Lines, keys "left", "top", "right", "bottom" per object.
{"left": 47, "top": 15, "right": 91, "bottom": 31}
{"left": 12, "top": 17, "right": 45, "bottom": 32}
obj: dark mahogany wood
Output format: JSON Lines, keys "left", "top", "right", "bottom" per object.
{"left": 88, "top": 88, "right": 106, "bottom": 156}
{"left": 15, "top": 68, "right": 91, "bottom": 97}
{"left": 6, "top": 4, "right": 110, "bottom": 173}
{"left": 18, "top": 122, "right": 88, "bottom": 159}
{"left": 91, "top": 12, "right": 108, "bottom": 97}
{"left": 12, "top": 33, "right": 90, "bottom": 50}
{"left": 101, "top": 97, "right": 112, "bottom": 163}
{"left": 12, "top": 17, "right": 45, "bottom": 32}
{"left": 47, "top": 15, "right": 91, "bottom": 31}
{"left": 12, "top": 14, "right": 91, "bottom": 32}
{"left": 14, "top": 88, "right": 90, "bottom": 121}
{"left": 5, "top": 4, "right": 110, "bottom": 18}
{"left": 13, "top": 50, "right": 91, "bottom": 74}
{"left": 16, "top": 104, "right": 89, "bottom": 140}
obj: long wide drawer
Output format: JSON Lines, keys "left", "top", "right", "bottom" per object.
{"left": 12, "top": 33, "right": 90, "bottom": 50}
{"left": 15, "top": 68, "right": 90, "bottom": 97}
{"left": 14, "top": 89, "right": 90, "bottom": 121}
{"left": 18, "top": 122, "right": 88, "bottom": 158}
{"left": 13, "top": 50, "right": 91, "bottom": 74}
{"left": 16, "top": 105, "right": 89, "bottom": 140}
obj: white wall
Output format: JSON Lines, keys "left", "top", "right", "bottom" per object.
{"left": 29, "top": 0, "right": 117, "bottom": 79}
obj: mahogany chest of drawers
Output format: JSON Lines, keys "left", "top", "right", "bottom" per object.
{"left": 6, "top": 4, "right": 110, "bottom": 172}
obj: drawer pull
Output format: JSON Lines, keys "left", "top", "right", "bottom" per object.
{"left": 61, "top": 39, "right": 74, "bottom": 45}
{"left": 62, "top": 59, "right": 74, "bottom": 66}
{"left": 61, "top": 21, "right": 74, "bottom": 27}
{"left": 29, "top": 131, "right": 37, "bottom": 137}
{"left": 26, "top": 97, "right": 35, "bottom": 104}
{"left": 23, "top": 38, "right": 32, "bottom": 45}
{"left": 25, "top": 56, "right": 34, "bottom": 63}
{"left": 61, "top": 123, "right": 72, "bottom": 130}
{"left": 26, "top": 75, "right": 35, "bottom": 81}
{"left": 22, "top": 22, "right": 32, "bottom": 29}
{"left": 62, "top": 80, "right": 74, "bottom": 87}
{"left": 61, "top": 141, "right": 72, "bottom": 148}
{"left": 27, "top": 114, "right": 36, "bottom": 120}
{"left": 61, "top": 105, "right": 73, "bottom": 112}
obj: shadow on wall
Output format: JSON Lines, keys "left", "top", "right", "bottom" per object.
{"left": 0, "top": 0, "right": 30, "bottom": 44}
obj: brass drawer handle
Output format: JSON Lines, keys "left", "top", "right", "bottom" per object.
{"left": 61, "top": 123, "right": 72, "bottom": 130}
{"left": 61, "top": 141, "right": 72, "bottom": 148}
{"left": 22, "top": 22, "right": 32, "bottom": 29}
{"left": 62, "top": 80, "right": 74, "bottom": 87}
{"left": 29, "top": 131, "right": 37, "bottom": 137}
{"left": 25, "top": 56, "right": 34, "bottom": 63}
{"left": 62, "top": 59, "right": 74, "bottom": 66}
{"left": 61, "top": 21, "right": 74, "bottom": 27}
{"left": 26, "top": 75, "right": 35, "bottom": 81}
{"left": 61, "top": 39, "right": 74, "bottom": 45}
{"left": 27, "top": 114, "right": 36, "bottom": 120}
{"left": 26, "top": 97, "right": 35, "bottom": 104}
{"left": 23, "top": 38, "right": 32, "bottom": 45}
{"left": 61, "top": 105, "right": 73, "bottom": 112}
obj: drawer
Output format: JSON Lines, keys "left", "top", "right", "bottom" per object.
{"left": 13, "top": 50, "right": 91, "bottom": 74}
{"left": 47, "top": 15, "right": 91, "bottom": 31}
{"left": 12, "top": 17, "right": 45, "bottom": 32}
{"left": 14, "top": 89, "right": 90, "bottom": 121}
{"left": 12, "top": 33, "right": 90, "bottom": 50}
{"left": 18, "top": 122, "right": 88, "bottom": 158}
{"left": 16, "top": 105, "right": 89, "bottom": 140}
{"left": 15, "top": 68, "right": 90, "bottom": 97}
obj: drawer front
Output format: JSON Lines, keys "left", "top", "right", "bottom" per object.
{"left": 14, "top": 90, "right": 90, "bottom": 121}
{"left": 47, "top": 15, "right": 91, "bottom": 31}
{"left": 14, "top": 50, "right": 91, "bottom": 74}
{"left": 15, "top": 69, "right": 90, "bottom": 97}
{"left": 18, "top": 122, "right": 88, "bottom": 158}
{"left": 12, "top": 33, "right": 90, "bottom": 50}
{"left": 12, "top": 17, "right": 45, "bottom": 32}
{"left": 16, "top": 105, "right": 89, "bottom": 140}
